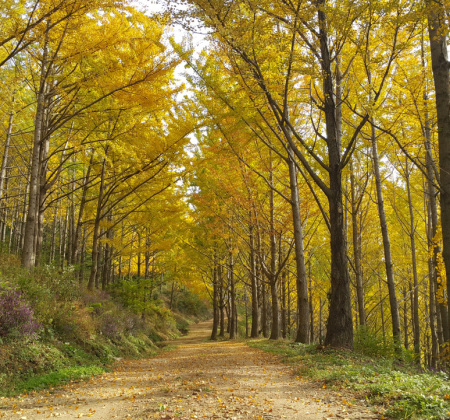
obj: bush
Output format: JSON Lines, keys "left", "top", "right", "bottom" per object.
{"left": 166, "top": 286, "right": 210, "bottom": 319}
{"left": 354, "top": 325, "right": 395, "bottom": 358}
{"left": 0, "top": 284, "right": 41, "bottom": 339}
{"left": 52, "top": 305, "right": 95, "bottom": 342}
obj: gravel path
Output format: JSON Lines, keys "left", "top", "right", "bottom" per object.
{"left": 0, "top": 321, "right": 382, "bottom": 419}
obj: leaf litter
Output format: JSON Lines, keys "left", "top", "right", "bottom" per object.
{"left": 0, "top": 321, "right": 382, "bottom": 419}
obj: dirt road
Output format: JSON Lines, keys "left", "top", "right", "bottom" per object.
{"left": 0, "top": 321, "right": 381, "bottom": 419}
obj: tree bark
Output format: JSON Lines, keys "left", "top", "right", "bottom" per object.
{"left": 22, "top": 24, "right": 50, "bottom": 269}
{"left": 287, "top": 153, "right": 309, "bottom": 343}
{"left": 229, "top": 247, "right": 236, "bottom": 339}
{"left": 316, "top": 3, "right": 353, "bottom": 348}
{"left": 405, "top": 159, "right": 420, "bottom": 363}
{"left": 370, "top": 120, "right": 401, "bottom": 352}
{"left": 427, "top": 0, "right": 450, "bottom": 344}
{"left": 350, "top": 161, "right": 366, "bottom": 326}
{"left": 72, "top": 153, "right": 93, "bottom": 265}
{"left": 211, "top": 263, "right": 219, "bottom": 340}
{"left": 268, "top": 162, "right": 280, "bottom": 340}
{"left": 249, "top": 220, "right": 259, "bottom": 338}
{"left": 88, "top": 147, "right": 108, "bottom": 290}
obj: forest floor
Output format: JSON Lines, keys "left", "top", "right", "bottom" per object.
{"left": 0, "top": 321, "right": 383, "bottom": 419}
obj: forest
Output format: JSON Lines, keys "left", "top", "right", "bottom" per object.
{"left": 1, "top": 0, "right": 450, "bottom": 412}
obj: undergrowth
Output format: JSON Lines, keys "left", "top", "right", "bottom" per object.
{"left": 0, "top": 253, "right": 210, "bottom": 396}
{"left": 248, "top": 338, "right": 450, "bottom": 420}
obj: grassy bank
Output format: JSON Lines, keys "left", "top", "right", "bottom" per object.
{"left": 0, "top": 254, "right": 210, "bottom": 396}
{"left": 248, "top": 339, "right": 450, "bottom": 419}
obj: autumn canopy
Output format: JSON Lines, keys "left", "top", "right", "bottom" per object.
{"left": 0, "top": 0, "right": 450, "bottom": 365}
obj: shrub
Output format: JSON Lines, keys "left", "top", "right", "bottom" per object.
{"left": 98, "top": 311, "right": 123, "bottom": 340}
{"left": 0, "top": 284, "right": 41, "bottom": 340}
{"left": 165, "top": 286, "right": 210, "bottom": 319}
{"left": 52, "top": 305, "right": 95, "bottom": 342}
{"left": 354, "top": 325, "right": 395, "bottom": 358}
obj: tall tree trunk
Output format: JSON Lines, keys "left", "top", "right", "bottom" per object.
{"left": 88, "top": 147, "right": 108, "bottom": 290}
{"left": 281, "top": 269, "right": 287, "bottom": 339}
{"left": 427, "top": 0, "right": 450, "bottom": 344}
{"left": 308, "top": 260, "right": 314, "bottom": 342}
{"left": 22, "top": 26, "right": 50, "bottom": 269}
{"left": 35, "top": 117, "right": 51, "bottom": 267}
{"left": 421, "top": 31, "right": 448, "bottom": 354}
{"left": 0, "top": 99, "right": 13, "bottom": 238}
{"left": 371, "top": 120, "right": 401, "bottom": 352}
{"left": 350, "top": 160, "right": 366, "bottom": 326}
{"left": 316, "top": 4, "right": 353, "bottom": 348}
{"left": 218, "top": 263, "right": 225, "bottom": 337}
{"left": 249, "top": 221, "right": 259, "bottom": 338}
{"left": 403, "top": 286, "right": 409, "bottom": 350}
{"left": 261, "top": 276, "right": 269, "bottom": 338}
{"left": 137, "top": 232, "right": 142, "bottom": 279}
{"left": 287, "top": 153, "right": 309, "bottom": 343}
{"left": 229, "top": 247, "right": 236, "bottom": 339}
{"left": 72, "top": 153, "right": 93, "bottom": 265}
{"left": 268, "top": 163, "right": 280, "bottom": 340}
{"left": 405, "top": 159, "right": 420, "bottom": 363}
{"left": 379, "top": 276, "right": 387, "bottom": 343}
{"left": 211, "top": 263, "right": 219, "bottom": 340}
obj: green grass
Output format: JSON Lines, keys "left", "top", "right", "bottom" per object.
{"left": 248, "top": 339, "right": 450, "bottom": 420}
{"left": 0, "top": 251, "right": 210, "bottom": 399}
{"left": 6, "top": 365, "right": 106, "bottom": 396}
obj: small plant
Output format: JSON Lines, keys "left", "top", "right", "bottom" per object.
{"left": 354, "top": 325, "right": 395, "bottom": 358}
{"left": 0, "top": 284, "right": 41, "bottom": 340}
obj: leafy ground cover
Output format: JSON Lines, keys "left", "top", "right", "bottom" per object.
{"left": 248, "top": 339, "right": 450, "bottom": 419}
{"left": 0, "top": 321, "right": 380, "bottom": 420}
{"left": 0, "top": 253, "right": 210, "bottom": 397}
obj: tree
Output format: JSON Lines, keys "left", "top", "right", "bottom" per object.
{"left": 426, "top": 0, "right": 450, "bottom": 345}
{"left": 177, "top": 0, "right": 411, "bottom": 347}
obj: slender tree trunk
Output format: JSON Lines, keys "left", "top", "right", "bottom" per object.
{"left": 35, "top": 121, "right": 50, "bottom": 266}
{"left": 249, "top": 221, "right": 259, "bottom": 338}
{"left": 378, "top": 276, "right": 386, "bottom": 343}
{"left": 128, "top": 230, "right": 135, "bottom": 281}
{"left": 0, "top": 100, "right": 13, "bottom": 238}
{"left": 229, "top": 247, "right": 237, "bottom": 339}
{"left": 281, "top": 269, "right": 287, "bottom": 339}
{"left": 88, "top": 148, "right": 108, "bottom": 290}
{"left": 72, "top": 153, "right": 93, "bottom": 265}
{"left": 79, "top": 227, "right": 87, "bottom": 285}
{"left": 429, "top": 257, "right": 439, "bottom": 368}
{"left": 287, "top": 270, "right": 292, "bottom": 337}
{"left": 218, "top": 264, "right": 225, "bottom": 337}
{"left": 137, "top": 232, "right": 142, "bottom": 279}
{"left": 211, "top": 264, "right": 219, "bottom": 340}
{"left": 403, "top": 286, "right": 409, "bottom": 350}
{"left": 308, "top": 261, "right": 314, "bottom": 342}
{"left": 22, "top": 26, "right": 50, "bottom": 269}
{"left": 268, "top": 164, "right": 280, "bottom": 340}
{"left": 350, "top": 161, "right": 366, "bottom": 325}
{"left": 287, "top": 152, "right": 309, "bottom": 343}
{"left": 61, "top": 211, "right": 68, "bottom": 270}
{"left": 261, "top": 277, "right": 269, "bottom": 338}
{"left": 405, "top": 159, "right": 421, "bottom": 363}
{"left": 371, "top": 120, "right": 402, "bottom": 352}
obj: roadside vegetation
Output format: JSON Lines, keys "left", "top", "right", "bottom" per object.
{"left": 249, "top": 330, "right": 450, "bottom": 420}
{"left": 0, "top": 252, "right": 210, "bottom": 397}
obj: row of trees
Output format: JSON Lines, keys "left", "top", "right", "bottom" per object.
{"left": 172, "top": 0, "right": 450, "bottom": 366}
{"left": 0, "top": 1, "right": 195, "bottom": 301}
{"left": 3, "top": 0, "right": 450, "bottom": 370}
